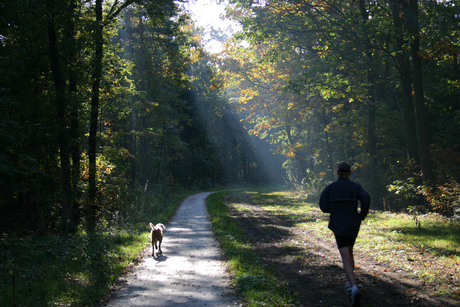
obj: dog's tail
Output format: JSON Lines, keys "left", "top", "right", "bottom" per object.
{"left": 155, "top": 223, "right": 166, "bottom": 230}
{"left": 149, "top": 223, "right": 166, "bottom": 230}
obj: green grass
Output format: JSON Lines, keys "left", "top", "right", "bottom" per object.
{"left": 0, "top": 188, "right": 197, "bottom": 307}
{"left": 208, "top": 189, "right": 460, "bottom": 304}
{"left": 357, "top": 211, "right": 460, "bottom": 297}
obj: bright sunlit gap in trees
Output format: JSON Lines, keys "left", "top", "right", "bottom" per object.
{"left": 180, "top": 0, "right": 241, "bottom": 53}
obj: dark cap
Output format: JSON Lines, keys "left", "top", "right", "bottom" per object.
{"left": 337, "top": 162, "right": 351, "bottom": 172}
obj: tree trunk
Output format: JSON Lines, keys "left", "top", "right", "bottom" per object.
{"left": 389, "top": 1, "right": 419, "bottom": 163}
{"left": 321, "top": 108, "right": 335, "bottom": 180}
{"left": 67, "top": 0, "right": 81, "bottom": 229}
{"left": 46, "top": 0, "right": 72, "bottom": 231}
{"left": 404, "top": 0, "right": 434, "bottom": 183}
{"left": 454, "top": 53, "right": 459, "bottom": 80}
{"left": 454, "top": 54, "right": 459, "bottom": 114}
{"left": 87, "top": 0, "right": 103, "bottom": 230}
{"left": 285, "top": 124, "right": 304, "bottom": 183}
{"left": 142, "top": 115, "right": 152, "bottom": 187}
{"left": 128, "top": 107, "right": 136, "bottom": 189}
{"left": 359, "top": 0, "right": 380, "bottom": 200}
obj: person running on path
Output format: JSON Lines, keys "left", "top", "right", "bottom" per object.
{"left": 319, "top": 162, "right": 371, "bottom": 307}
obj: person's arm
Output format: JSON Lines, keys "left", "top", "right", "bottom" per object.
{"left": 319, "top": 187, "right": 330, "bottom": 213}
{"left": 358, "top": 186, "right": 371, "bottom": 220}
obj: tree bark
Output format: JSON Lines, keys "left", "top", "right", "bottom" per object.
{"left": 46, "top": 0, "right": 72, "bottom": 231}
{"left": 359, "top": 0, "right": 380, "bottom": 200}
{"left": 389, "top": 1, "right": 419, "bottom": 163}
{"left": 142, "top": 115, "right": 152, "bottom": 187}
{"left": 67, "top": 0, "right": 81, "bottom": 229}
{"left": 404, "top": 0, "right": 434, "bottom": 183}
{"left": 128, "top": 107, "right": 136, "bottom": 189}
{"left": 321, "top": 108, "right": 335, "bottom": 180}
{"left": 87, "top": 1, "right": 138, "bottom": 220}
{"left": 87, "top": 0, "right": 103, "bottom": 230}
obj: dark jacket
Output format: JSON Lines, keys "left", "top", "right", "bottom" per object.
{"left": 319, "top": 177, "right": 371, "bottom": 237}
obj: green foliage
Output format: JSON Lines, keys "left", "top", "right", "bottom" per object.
{"left": 1, "top": 0, "right": 257, "bottom": 234}
{"left": 387, "top": 159, "right": 460, "bottom": 217}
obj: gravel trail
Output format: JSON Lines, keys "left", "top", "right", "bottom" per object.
{"left": 105, "top": 192, "right": 241, "bottom": 307}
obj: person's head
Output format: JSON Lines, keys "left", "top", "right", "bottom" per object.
{"left": 337, "top": 162, "right": 351, "bottom": 178}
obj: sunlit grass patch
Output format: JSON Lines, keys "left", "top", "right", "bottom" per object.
{"left": 253, "top": 191, "right": 326, "bottom": 229}
{"left": 253, "top": 191, "right": 306, "bottom": 211}
{"left": 345, "top": 210, "right": 460, "bottom": 299}
{"left": 360, "top": 211, "right": 460, "bottom": 257}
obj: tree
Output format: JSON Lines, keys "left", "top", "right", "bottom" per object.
{"left": 45, "top": 0, "right": 73, "bottom": 230}
{"left": 388, "top": 1, "right": 419, "bottom": 163}
{"left": 398, "top": 0, "right": 434, "bottom": 183}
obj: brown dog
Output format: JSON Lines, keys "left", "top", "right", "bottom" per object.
{"left": 149, "top": 223, "right": 166, "bottom": 257}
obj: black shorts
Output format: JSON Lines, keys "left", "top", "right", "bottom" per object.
{"left": 334, "top": 234, "right": 357, "bottom": 249}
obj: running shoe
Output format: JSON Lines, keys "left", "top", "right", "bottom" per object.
{"left": 345, "top": 281, "right": 352, "bottom": 295}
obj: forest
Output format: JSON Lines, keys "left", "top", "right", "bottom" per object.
{"left": 0, "top": 0, "right": 458, "bottom": 225}
{"left": 0, "top": 0, "right": 458, "bottom": 305}
{"left": 0, "top": 0, "right": 283, "bottom": 234}
{"left": 0, "top": 0, "right": 459, "bottom": 232}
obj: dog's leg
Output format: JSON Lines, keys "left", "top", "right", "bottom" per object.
{"left": 150, "top": 223, "right": 155, "bottom": 257}
{"left": 158, "top": 238, "right": 162, "bottom": 255}
{"left": 151, "top": 235, "right": 154, "bottom": 256}
{"left": 152, "top": 237, "right": 157, "bottom": 257}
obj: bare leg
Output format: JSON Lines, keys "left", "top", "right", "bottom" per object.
{"left": 349, "top": 246, "right": 355, "bottom": 275}
{"left": 340, "top": 246, "right": 362, "bottom": 306}
{"left": 339, "top": 246, "right": 356, "bottom": 286}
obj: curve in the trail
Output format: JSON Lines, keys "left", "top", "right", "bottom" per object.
{"left": 105, "top": 192, "right": 241, "bottom": 307}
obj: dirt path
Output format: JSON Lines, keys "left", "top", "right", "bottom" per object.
{"left": 225, "top": 192, "right": 455, "bottom": 307}
{"left": 104, "top": 192, "right": 241, "bottom": 307}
